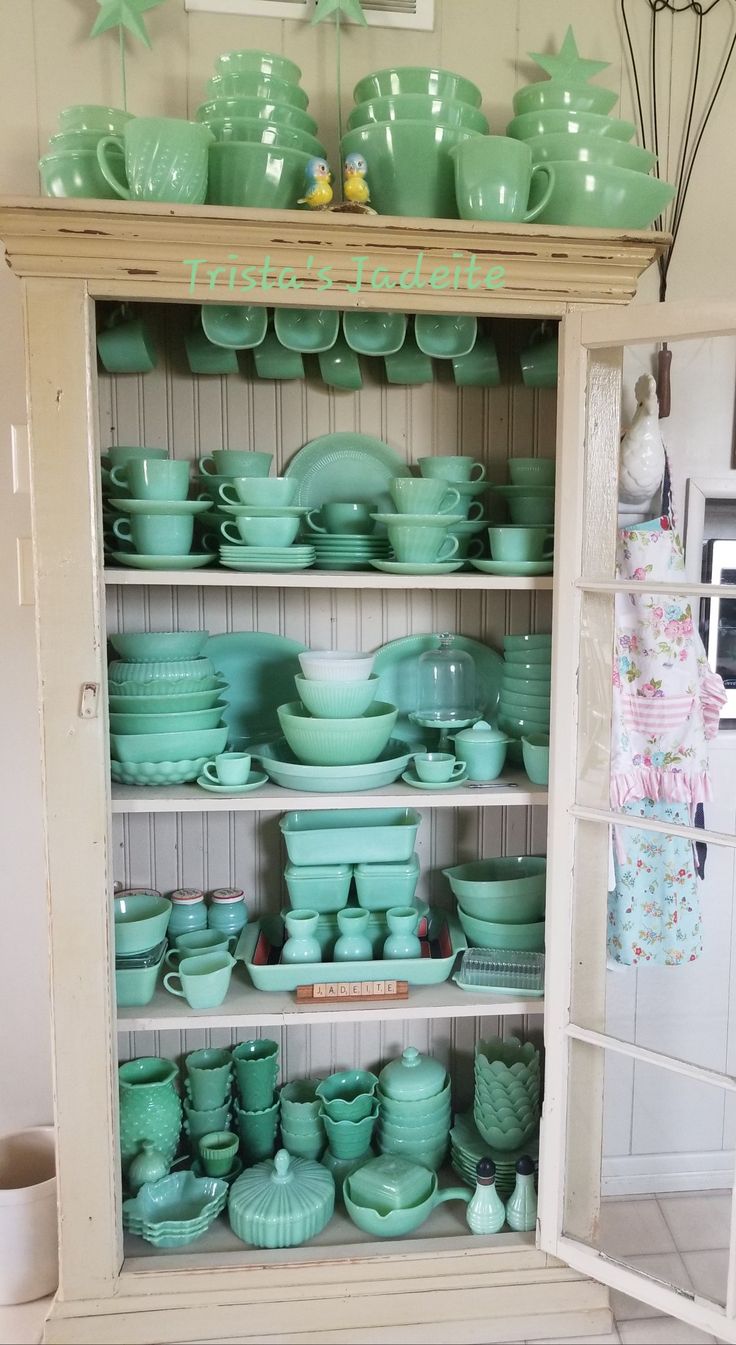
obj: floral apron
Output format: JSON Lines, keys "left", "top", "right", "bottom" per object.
{"left": 607, "top": 515, "right": 725, "bottom": 966}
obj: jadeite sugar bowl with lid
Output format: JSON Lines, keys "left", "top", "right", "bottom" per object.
{"left": 451, "top": 721, "right": 510, "bottom": 781}
{"left": 228, "top": 1149, "right": 335, "bottom": 1248}
{"left": 378, "top": 1047, "right": 447, "bottom": 1102}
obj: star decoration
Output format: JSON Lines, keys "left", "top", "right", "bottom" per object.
{"left": 528, "top": 25, "right": 609, "bottom": 84}
{"left": 312, "top": 0, "right": 367, "bottom": 26}
{"left": 90, "top": 0, "right": 166, "bottom": 48}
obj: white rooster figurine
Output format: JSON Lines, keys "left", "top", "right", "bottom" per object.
{"left": 618, "top": 373, "right": 666, "bottom": 515}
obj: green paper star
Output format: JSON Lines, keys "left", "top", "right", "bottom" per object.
{"left": 312, "top": 0, "right": 367, "bottom": 26}
{"left": 528, "top": 25, "right": 609, "bottom": 84}
{"left": 90, "top": 0, "right": 166, "bottom": 48}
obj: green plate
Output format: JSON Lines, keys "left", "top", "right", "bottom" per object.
{"left": 284, "top": 433, "right": 411, "bottom": 518}
{"left": 373, "top": 634, "right": 503, "bottom": 746}
{"left": 401, "top": 769, "right": 466, "bottom": 790}
{"left": 471, "top": 560, "right": 553, "bottom": 576}
{"left": 205, "top": 632, "right": 308, "bottom": 748}
{"left": 220, "top": 558, "right": 315, "bottom": 572}
{"left": 196, "top": 770, "right": 269, "bottom": 794}
{"left": 109, "top": 552, "right": 216, "bottom": 570}
{"left": 110, "top": 499, "right": 210, "bottom": 516}
{"left": 370, "top": 560, "right": 465, "bottom": 575}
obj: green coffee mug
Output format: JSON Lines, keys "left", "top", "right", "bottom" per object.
{"left": 253, "top": 330, "right": 305, "bottom": 380}
{"left": 97, "top": 308, "right": 157, "bottom": 374}
{"left": 185, "top": 324, "right": 239, "bottom": 375}
{"left": 318, "top": 334, "right": 363, "bottom": 391}
{"left": 453, "top": 336, "right": 501, "bottom": 387}
{"left": 419, "top": 455, "right": 485, "bottom": 483}
{"left": 520, "top": 331, "right": 559, "bottom": 389}
{"left": 199, "top": 450, "right": 272, "bottom": 479}
{"left": 110, "top": 458, "right": 191, "bottom": 501}
{"left": 307, "top": 502, "right": 373, "bottom": 535}
{"left": 386, "top": 524, "right": 459, "bottom": 564}
{"left": 221, "top": 515, "right": 300, "bottom": 547}
{"left": 384, "top": 332, "right": 433, "bottom": 385}
{"left": 218, "top": 478, "right": 296, "bottom": 508}
{"left": 163, "top": 950, "right": 235, "bottom": 1008}
{"left": 389, "top": 478, "right": 461, "bottom": 516}
{"left": 102, "top": 445, "right": 167, "bottom": 469}
{"left": 112, "top": 512, "right": 194, "bottom": 556}
{"left": 488, "top": 524, "right": 554, "bottom": 562}
{"left": 97, "top": 117, "right": 213, "bottom": 204}
{"left": 451, "top": 136, "right": 555, "bottom": 223}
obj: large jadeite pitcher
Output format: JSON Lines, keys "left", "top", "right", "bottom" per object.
{"left": 118, "top": 1057, "right": 182, "bottom": 1175}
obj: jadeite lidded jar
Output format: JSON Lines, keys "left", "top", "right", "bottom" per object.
{"left": 118, "top": 1057, "right": 182, "bottom": 1176}
{"left": 228, "top": 1149, "right": 335, "bottom": 1248}
{"left": 208, "top": 887, "right": 248, "bottom": 938}
{"left": 168, "top": 887, "right": 207, "bottom": 938}
{"left": 378, "top": 1047, "right": 447, "bottom": 1101}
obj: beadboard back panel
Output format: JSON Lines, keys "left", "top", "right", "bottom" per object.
{"left": 102, "top": 303, "right": 551, "bottom": 1077}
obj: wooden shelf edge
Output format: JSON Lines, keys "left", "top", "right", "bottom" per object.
{"left": 111, "top": 774, "right": 548, "bottom": 812}
{"left": 103, "top": 568, "right": 555, "bottom": 590}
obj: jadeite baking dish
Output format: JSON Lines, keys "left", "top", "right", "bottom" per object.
{"left": 235, "top": 910, "right": 465, "bottom": 990}
{"left": 280, "top": 809, "right": 421, "bottom": 866}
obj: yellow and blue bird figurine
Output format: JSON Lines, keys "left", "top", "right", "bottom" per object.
{"left": 298, "top": 156, "right": 333, "bottom": 209}
{"left": 343, "top": 152, "right": 370, "bottom": 205}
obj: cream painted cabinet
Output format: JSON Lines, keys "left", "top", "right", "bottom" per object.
{"left": 10, "top": 200, "right": 730, "bottom": 1345}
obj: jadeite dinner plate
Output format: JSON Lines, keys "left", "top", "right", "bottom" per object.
{"left": 470, "top": 560, "right": 554, "bottom": 576}
{"left": 370, "top": 560, "right": 465, "bottom": 575}
{"left": 196, "top": 770, "right": 269, "bottom": 794}
{"left": 284, "top": 433, "right": 411, "bottom": 519}
{"left": 109, "top": 552, "right": 216, "bottom": 570}
{"left": 204, "top": 632, "right": 308, "bottom": 748}
{"left": 109, "top": 499, "right": 210, "bottom": 516}
{"left": 373, "top": 633, "right": 503, "bottom": 745}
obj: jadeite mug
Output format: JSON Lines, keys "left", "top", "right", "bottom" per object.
{"left": 218, "top": 477, "right": 297, "bottom": 508}
{"left": 388, "top": 478, "right": 461, "bottom": 516}
{"left": 385, "top": 523, "right": 459, "bottom": 565}
{"left": 204, "top": 752, "right": 252, "bottom": 786}
{"left": 163, "top": 950, "right": 235, "bottom": 1008}
{"left": 102, "top": 445, "right": 167, "bottom": 469}
{"left": 488, "top": 525, "right": 554, "bottom": 563}
{"left": 97, "top": 117, "right": 213, "bottom": 204}
{"left": 451, "top": 137, "right": 555, "bottom": 223}
{"left": 221, "top": 515, "right": 300, "bottom": 547}
{"left": 199, "top": 450, "right": 273, "bottom": 478}
{"left": 109, "top": 458, "right": 190, "bottom": 501}
{"left": 97, "top": 308, "right": 157, "bottom": 374}
{"left": 414, "top": 752, "right": 466, "bottom": 783}
{"left": 112, "top": 513, "right": 194, "bottom": 556}
{"left": 306, "top": 503, "right": 373, "bottom": 535}
{"left": 418, "top": 455, "right": 485, "bottom": 483}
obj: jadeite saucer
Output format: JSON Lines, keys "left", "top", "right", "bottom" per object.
{"left": 401, "top": 768, "right": 467, "bottom": 790}
{"left": 470, "top": 559, "right": 554, "bottom": 576}
{"left": 110, "top": 499, "right": 210, "bottom": 516}
{"left": 370, "top": 513, "right": 465, "bottom": 527}
{"left": 110, "top": 552, "right": 216, "bottom": 570}
{"left": 220, "top": 558, "right": 315, "bottom": 572}
{"left": 370, "top": 560, "right": 465, "bottom": 575}
{"left": 219, "top": 504, "right": 309, "bottom": 518}
{"left": 196, "top": 770, "right": 269, "bottom": 794}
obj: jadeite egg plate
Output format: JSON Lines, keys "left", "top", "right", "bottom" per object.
{"left": 110, "top": 552, "right": 216, "bottom": 570}
{"left": 111, "top": 757, "right": 208, "bottom": 785}
{"left": 196, "top": 770, "right": 269, "bottom": 794}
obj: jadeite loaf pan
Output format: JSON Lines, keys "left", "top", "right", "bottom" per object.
{"left": 235, "top": 911, "right": 465, "bottom": 990}
{"left": 280, "top": 809, "right": 421, "bottom": 866}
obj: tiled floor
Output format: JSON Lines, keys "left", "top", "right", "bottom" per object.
{"left": 0, "top": 1193, "right": 731, "bottom": 1345}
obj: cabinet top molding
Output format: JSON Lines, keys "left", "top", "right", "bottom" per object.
{"left": 0, "top": 197, "right": 669, "bottom": 312}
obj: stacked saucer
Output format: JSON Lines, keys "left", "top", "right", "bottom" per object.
{"left": 219, "top": 543, "right": 316, "bottom": 573}
{"left": 450, "top": 1111, "right": 538, "bottom": 1201}
{"left": 312, "top": 533, "right": 390, "bottom": 571}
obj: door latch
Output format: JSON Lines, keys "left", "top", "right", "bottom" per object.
{"left": 79, "top": 683, "right": 100, "bottom": 718}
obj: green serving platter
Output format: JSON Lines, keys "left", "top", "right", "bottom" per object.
{"left": 373, "top": 633, "right": 503, "bottom": 745}
{"left": 205, "top": 632, "right": 308, "bottom": 747}
{"left": 110, "top": 552, "right": 216, "bottom": 570}
{"left": 255, "top": 738, "right": 418, "bottom": 792}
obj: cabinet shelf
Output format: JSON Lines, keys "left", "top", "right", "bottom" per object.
{"left": 111, "top": 774, "right": 547, "bottom": 813}
{"left": 117, "top": 976, "right": 543, "bottom": 1032}
{"left": 104, "top": 568, "right": 555, "bottom": 592}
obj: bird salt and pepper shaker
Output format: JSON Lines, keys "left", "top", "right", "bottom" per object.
{"left": 466, "top": 1157, "right": 506, "bottom": 1234}
{"left": 618, "top": 373, "right": 666, "bottom": 524}
{"left": 343, "top": 152, "right": 370, "bottom": 205}
{"left": 298, "top": 156, "right": 334, "bottom": 209}
{"left": 505, "top": 1155, "right": 538, "bottom": 1233}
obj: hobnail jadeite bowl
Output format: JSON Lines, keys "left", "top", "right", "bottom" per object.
{"left": 506, "top": 109, "right": 636, "bottom": 142}
{"left": 277, "top": 701, "right": 398, "bottom": 767}
{"left": 340, "top": 121, "right": 481, "bottom": 218}
{"left": 195, "top": 97, "right": 318, "bottom": 136}
{"left": 108, "top": 631, "right": 208, "bottom": 662}
{"left": 294, "top": 674, "right": 379, "bottom": 720}
{"left": 114, "top": 892, "right": 171, "bottom": 955}
{"left": 353, "top": 66, "right": 483, "bottom": 107}
{"left": 512, "top": 80, "right": 619, "bottom": 119}
{"left": 527, "top": 159, "right": 675, "bottom": 229}
{"left": 457, "top": 911, "right": 546, "bottom": 951}
{"left": 347, "top": 94, "right": 489, "bottom": 134}
{"left": 527, "top": 133, "right": 656, "bottom": 173}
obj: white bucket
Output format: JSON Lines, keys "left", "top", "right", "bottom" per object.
{"left": 0, "top": 1126, "right": 58, "bottom": 1304}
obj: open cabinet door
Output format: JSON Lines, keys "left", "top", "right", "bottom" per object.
{"left": 538, "top": 301, "right": 736, "bottom": 1343}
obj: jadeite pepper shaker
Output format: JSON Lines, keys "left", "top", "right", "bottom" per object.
{"left": 466, "top": 1157, "right": 506, "bottom": 1234}
{"left": 505, "top": 1155, "right": 537, "bottom": 1233}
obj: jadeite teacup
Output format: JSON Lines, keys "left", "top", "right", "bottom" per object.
{"left": 414, "top": 752, "right": 466, "bottom": 783}
{"left": 388, "top": 478, "right": 461, "bottom": 516}
{"left": 102, "top": 445, "right": 167, "bottom": 469}
{"left": 418, "top": 455, "right": 485, "bottom": 483}
{"left": 306, "top": 502, "right": 373, "bottom": 535}
{"left": 451, "top": 136, "right": 555, "bottom": 223}
{"left": 232, "top": 1039, "right": 279, "bottom": 1111}
{"left": 171, "top": 929, "right": 232, "bottom": 958}
{"left": 163, "top": 950, "right": 235, "bottom": 1008}
{"left": 97, "top": 117, "right": 213, "bottom": 204}
{"left": 199, "top": 450, "right": 273, "bottom": 478}
{"left": 185, "top": 1047, "right": 233, "bottom": 1110}
{"left": 203, "top": 752, "right": 252, "bottom": 786}
{"left": 520, "top": 335, "right": 559, "bottom": 389}
{"left": 221, "top": 515, "right": 300, "bottom": 547}
{"left": 488, "top": 525, "right": 554, "bottom": 563}
{"left": 218, "top": 477, "right": 297, "bottom": 508}
{"left": 385, "top": 522, "right": 459, "bottom": 564}
{"left": 112, "top": 512, "right": 194, "bottom": 556}
{"left": 109, "top": 458, "right": 191, "bottom": 501}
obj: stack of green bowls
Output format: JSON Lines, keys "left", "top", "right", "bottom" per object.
{"left": 40, "top": 104, "right": 132, "bottom": 198}
{"left": 450, "top": 1112, "right": 538, "bottom": 1201}
{"left": 473, "top": 1037, "right": 541, "bottom": 1153}
{"left": 196, "top": 49, "right": 324, "bottom": 208}
{"left": 442, "top": 856, "right": 547, "bottom": 954}
{"left": 498, "top": 634, "right": 552, "bottom": 763}
{"left": 342, "top": 66, "right": 487, "bottom": 217}
{"left": 280, "top": 1080, "right": 326, "bottom": 1161}
{"left": 376, "top": 1047, "right": 451, "bottom": 1171}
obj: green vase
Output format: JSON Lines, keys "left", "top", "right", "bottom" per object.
{"left": 119, "top": 1057, "right": 182, "bottom": 1176}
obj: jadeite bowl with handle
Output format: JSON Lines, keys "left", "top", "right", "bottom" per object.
{"left": 294, "top": 674, "right": 379, "bottom": 720}
{"left": 340, "top": 121, "right": 481, "bottom": 218}
{"left": 512, "top": 80, "right": 619, "bottom": 119}
{"left": 344, "top": 1170, "right": 470, "bottom": 1237}
{"left": 277, "top": 701, "right": 398, "bottom": 767}
{"left": 347, "top": 95, "right": 489, "bottom": 134}
{"left": 443, "top": 857, "right": 546, "bottom": 903}
{"left": 506, "top": 109, "right": 636, "bottom": 142}
{"left": 114, "top": 892, "right": 172, "bottom": 955}
{"left": 353, "top": 66, "right": 483, "bottom": 107}
{"left": 526, "top": 159, "right": 675, "bottom": 229}
{"left": 456, "top": 910, "right": 546, "bottom": 951}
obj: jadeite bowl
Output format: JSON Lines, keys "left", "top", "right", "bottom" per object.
{"left": 340, "top": 122, "right": 481, "bottom": 218}
{"left": 108, "top": 656, "right": 215, "bottom": 684}
{"left": 344, "top": 1172, "right": 468, "bottom": 1236}
{"left": 503, "top": 632, "right": 553, "bottom": 653}
{"left": 527, "top": 160, "right": 675, "bottom": 228}
{"left": 498, "top": 713, "right": 551, "bottom": 738}
{"left": 108, "top": 687, "right": 223, "bottom": 714}
{"left": 507, "top": 461, "right": 555, "bottom": 488}
{"left": 527, "top": 133, "right": 657, "bottom": 173}
{"left": 354, "top": 66, "right": 483, "bottom": 108}
{"left": 196, "top": 98, "right": 318, "bottom": 136}
{"left": 277, "top": 701, "right": 398, "bottom": 767}
{"left": 294, "top": 674, "right": 379, "bottom": 720}
{"left": 114, "top": 892, "right": 171, "bottom": 955}
{"left": 205, "top": 117, "right": 326, "bottom": 158}
{"left": 501, "top": 660, "right": 551, "bottom": 680}
{"left": 206, "top": 72, "right": 309, "bottom": 110}
{"left": 40, "top": 148, "right": 126, "bottom": 200}
{"left": 457, "top": 911, "right": 546, "bottom": 951}
{"left": 108, "top": 705, "right": 225, "bottom": 735}
{"left": 49, "top": 129, "right": 109, "bottom": 153}
{"left": 214, "top": 49, "right": 302, "bottom": 83}
{"left": 512, "top": 80, "right": 619, "bottom": 118}
{"left": 207, "top": 142, "right": 311, "bottom": 209}
{"left": 376, "top": 1080, "right": 452, "bottom": 1122}
{"left": 110, "top": 726, "right": 228, "bottom": 764}
{"left": 499, "top": 689, "right": 551, "bottom": 713}
{"left": 109, "top": 631, "right": 207, "bottom": 662}
{"left": 59, "top": 103, "right": 132, "bottom": 133}
{"left": 443, "top": 857, "right": 547, "bottom": 903}
{"left": 347, "top": 95, "right": 489, "bottom": 134}
{"left": 298, "top": 651, "right": 376, "bottom": 683}
{"left": 507, "top": 109, "right": 636, "bottom": 142}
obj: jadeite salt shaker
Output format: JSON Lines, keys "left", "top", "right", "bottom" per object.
{"left": 505, "top": 1155, "right": 537, "bottom": 1233}
{"left": 466, "top": 1157, "right": 506, "bottom": 1234}
{"left": 282, "top": 910, "right": 321, "bottom": 964}
{"left": 168, "top": 887, "right": 207, "bottom": 938}
{"left": 334, "top": 909, "right": 373, "bottom": 962}
{"left": 383, "top": 907, "right": 421, "bottom": 960}
{"left": 208, "top": 887, "right": 248, "bottom": 938}
{"left": 127, "top": 1141, "right": 169, "bottom": 1194}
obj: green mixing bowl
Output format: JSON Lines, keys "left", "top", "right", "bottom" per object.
{"left": 527, "top": 159, "right": 675, "bottom": 228}
{"left": 503, "top": 633, "right": 552, "bottom": 653}
{"left": 59, "top": 103, "right": 132, "bottom": 133}
{"left": 40, "top": 148, "right": 126, "bottom": 200}
{"left": 109, "top": 705, "right": 224, "bottom": 734}
{"left": 196, "top": 98, "right": 318, "bottom": 136}
{"left": 443, "top": 857, "right": 547, "bottom": 903}
{"left": 277, "top": 701, "right": 398, "bottom": 767}
{"left": 501, "top": 661, "right": 551, "bottom": 679}
{"left": 109, "top": 630, "right": 207, "bottom": 662}
{"left": 108, "top": 687, "right": 223, "bottom": 714}
{"left": 347, "top": 94, "right": 489, "bottom": 134}
{"left": 294, "top": 674, "right": 379, "bottom": 720}
{"left": 204, "top": 117, "right": 326, "bottom": 157}
{"left": 508, "top": 109, "right": 636, "bottom": 142}
{"left": 457, "top": 910, "right": 546, "bottom": 951}
{"left": 528, "top": 133, "right": 656, "bottom": 173}
{"left": 499, "top": 690, "right": 551, "bottom": 714}
{"left": 376, "top": 1081, "right": 451, "bottom": 1123}
{"left": 114, "top": 892, "right": 172, "bottom": 955}
{"left": 512, "top": 80, "right": 619, "bottom": 118}
{"left": 206, "top": 72, "right": 309, "bottom": 110}
{"left": 48, "top": 129, "right": 107, "bottom": 153}
{"left": 354, "top": 66, "right": 482, "bottom": 108}
{"left": 450, "top": 885, "right": 545, "bottom": 923}
{"left": 110, "top": 725, "right": 228, "bottom": 764}
{"left": 214, "top": 49, "right": 302, "bottom": 84}
{"left": 340, "top": 121, "right": 480, "bottom": 218}
{"left": 498, "top": 713, "right": 551, "bottom": 738}
{"left": 207, "top": 142, "right": 310, "bottom": 208}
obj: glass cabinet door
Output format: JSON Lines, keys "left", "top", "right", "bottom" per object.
{"left": 539, "top": 302, "right": 736, "bottom": 1343}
